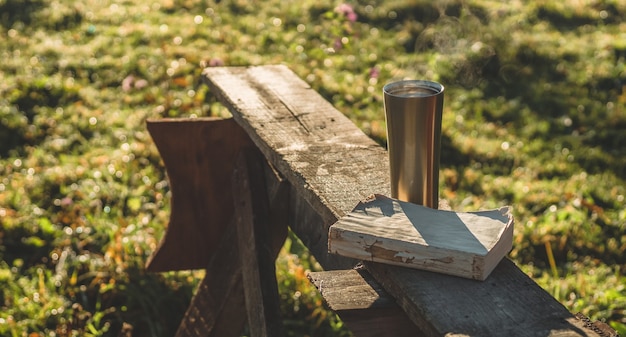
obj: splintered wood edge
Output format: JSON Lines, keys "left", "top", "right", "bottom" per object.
{"left": 328, "top": 219, "right": 514, "bottom": 280}
{"left": 482, "top": 210, "right": 515, "bottom": 278}
{"left": 329, "top": 229, "right": 487, "bottom": 280}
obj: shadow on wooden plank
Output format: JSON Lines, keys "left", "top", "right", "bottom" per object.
{"left": 308, "top": 268, "right": 423, "bottom": 337}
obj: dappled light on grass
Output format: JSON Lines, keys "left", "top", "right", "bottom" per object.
{"left": 0, "top": 0, "right": 625, "bottom": 335}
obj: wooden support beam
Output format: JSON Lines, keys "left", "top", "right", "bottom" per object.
{"left": 158, "top": 119, "right": 289, "bottom": 336}
{"left": 308, "top": 268, "right": 423, "bottom": 337}
{"left": 174, "top": 219, "right": 245, "bottom": 337}
{"left": 232, "top": 148, "right": 286, "bottom": 337}
{"left": 145, "top": 118, "right": 255, "bottom": 272}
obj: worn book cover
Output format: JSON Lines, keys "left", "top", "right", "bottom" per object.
{"left": 328, "top": 194, "right": 514, "bottom": 280}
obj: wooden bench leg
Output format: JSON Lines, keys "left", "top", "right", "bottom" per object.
{"left": 175, "top": 220, "right": 245, "bottom": 337}
{"left": 232, "top": 148, "right": 287, "bottom": 337}
{"left": 175, "top": 148, "right": 288, "bottom": 337}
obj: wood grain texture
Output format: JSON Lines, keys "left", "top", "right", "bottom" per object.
{"left": 329, "top": 194, "right": 514, "bottom": 280}
{"left": 202, "top": 65, "right": 390, "bottom": 222}
{"left": 174, "top": 146, "right": 289, "bottom": 337}
{"left": 233, "top": 149, "right": 286, "bottom": 337}
{"left": 174, "top": 218, "right": 245, "bottom": 337}
{"left": 286, "top": 182, "right": 358, "bottom": 271}
{"left": 367, "top": 259, "right": 600, "bottom": 337}
{"left": 308, "top": 269, "right": 422, "bottom": 337}
{"left": 145, "top": 118, "right": 254, "bottom": 272}
{"left": 201, "top": 65, "right": 600, "bottom": 337}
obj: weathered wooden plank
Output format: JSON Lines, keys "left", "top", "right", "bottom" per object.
{"left": 232, "top": 149, "right": 286, "bottom": 337}
{"left": 174, "top": 218, "right": 245, "bottom": 337}
{"left": 286, "top": 182, "right": 357, "bottom": 270}
{"left": 201, "top": 65, "right": 600, "bottom": 337}
{"left": 174, "top": 139, "right": 289, "bottom": 337}
{"left": 145, "top": 117, "right": 254, "bottom": 272}
{"left": 366, "top": 259, "right": 599, "bottom": 337}
{"left": 202, "top": 65, "right": 390, "bottom": 223}
{"left": 308, "top": 269, "right": 423, "bottom": 337}
{"left": 329, "top": 194, "right": 514, "bottom": 280}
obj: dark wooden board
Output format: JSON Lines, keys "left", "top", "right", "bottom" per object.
{"left": 174, "top": 147, "right": 289, "bottom": 337}
{"left": 308, "top": 269, "right": 422, "bottom": 337}
{"left": 233, "top": 149, "right": 286, "bottom": 337}
{"left": 202, "top": 65, "right": 601, "bottom": 337}
{"left": 367, "top": 259, "right": 598, "bottom": 337}
{"left": 145, "top": 118, "right": 254, "bottom": 272}
{"left": 174, "top": 219, "right": 246, "bottom": 337}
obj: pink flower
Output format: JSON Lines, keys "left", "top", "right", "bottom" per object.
{"left": 369, "top": 66, "right": 380, "bottom": 79}
{"left": 122, "top": 75, "right": 148, "bottom": 91}
{"left": 335, "top": 3, "right": 357, "bottom": 22}
{"left": 122, "top": 75, "right": 134, "bottom": 92}
{"left": 333, "top": 38, "right": 343, "bottom": 50}
{"left": 134, "top": 79, "right": 148, "bottom": 89}
{"left": 208, "top": 57, "right": 224, "bottom": 67}
{"left": 60, "top": 197, "right": 73, "bottom": 207}
{"left": 346, "top": 11, "right": 357, "bottom": 22}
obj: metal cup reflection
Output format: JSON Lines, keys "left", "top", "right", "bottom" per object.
{"left": 383, "top": 80, "right": 444, "bottom": 208}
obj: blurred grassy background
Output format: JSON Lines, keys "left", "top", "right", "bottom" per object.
{"left": 0, "top": 0, "right": 625, "bottom": 336}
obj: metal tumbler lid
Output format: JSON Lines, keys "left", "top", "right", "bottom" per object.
{"left": 383, "top": 80, "right": 444, "bottom": 98}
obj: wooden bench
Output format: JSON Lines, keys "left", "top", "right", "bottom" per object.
{"left": 145, "top": 65, "right": 607, "bottom": 337}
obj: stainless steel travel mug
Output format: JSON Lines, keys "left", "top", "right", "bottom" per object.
{"left": 383, "top": 80, "right": 444, "bottom": 208}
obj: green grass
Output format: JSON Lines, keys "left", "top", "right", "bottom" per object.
{"left": 1, "top": 0, "right": 625, "bottom": 335}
